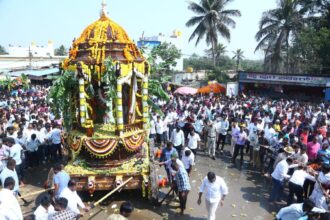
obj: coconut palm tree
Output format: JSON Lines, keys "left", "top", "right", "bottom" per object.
{"left": 232, "top": 49, "right": 244, "bottom": 70}
{"left": 255, "top": 0, "right": 304, "bottom": 73}
{"left": 186, "top": 0, "right": 241, "bottom": 66}
{"left": 205, "top": 43, "right": 227, "bottom": 66}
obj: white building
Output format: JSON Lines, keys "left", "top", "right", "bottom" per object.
{"left": 173, "top": 70, "right": 207, "bottom": 85}
{"left": 7, "top": 41, "right": 54, "bottom": 57}
{"left": 137, "top": 30, "right": 183, "bottom": 71}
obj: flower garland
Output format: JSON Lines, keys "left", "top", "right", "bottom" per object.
{"left": 83, "top": 137, "right": 118, "bottom": 158}
{"left": 121, "top": 132, "right": 145, "bottom": 152}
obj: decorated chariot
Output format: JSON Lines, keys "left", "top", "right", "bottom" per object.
{"left": 54, "top": 2, "right": 158, "bottom": 199}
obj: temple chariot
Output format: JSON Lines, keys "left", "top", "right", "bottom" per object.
{"left": 57, "top": 1, "right": 157, "bottom": 199}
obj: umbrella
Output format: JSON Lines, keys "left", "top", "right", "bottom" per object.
{"left": 174, "top": 87, "right": 198, "bottom": 95}
{"left": 197, "top": 83, "right": 226, "bottom": 94}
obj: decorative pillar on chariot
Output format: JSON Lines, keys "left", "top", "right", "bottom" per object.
{"left": 79, "top": 78, "right": 87, "bottom": 125}
{"left": 142, "top": 78, "right": 149, "bottom": 129}
{"left": 116, "top": 83, "right": 124, "bottom": 131}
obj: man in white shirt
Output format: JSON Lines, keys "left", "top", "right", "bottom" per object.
{"left": 265, "top": 123, "right": 276, "bottom": 143}
{"left": 309, "top": 166, "right": 330, "bottom": 209}
{"left": 155, "top": 116, "right": 164, "bottom": 145}
{"left": 34, "top": 195, "right": 55, "bottom": 220}
{"left": 246, "top": 120, "right": 258, "bottom": 154}
{"left": 287, "top": 165, "right": 315, "bottom": 205}
{"left": 216, "top": 115, "right": 229, "bottom": 153}
{"left": 230, "top": 121, "right": 240, "bottom": 156}
{"left": 181, "top": 148, "right": 194, "bottom": 175}
{"left": 193, "top": 116, "right": 204, "bottom": 135}
{"left": 276, "top": 200, "right": 315, "bottom": 220}
{"left": 59, "top": 180, "right": 89, "bottom": 215}
{"left": 5, "top": 137, "right": 24, "bottom": 184}
{"left": 0, "top": 159, "right": 19, "bottom": 193}
{"left": 197, "top": 172, "right": 228, "bottom": 220}
{"left": 36, "top": 123, "right": 48, "bottom": 163}
{"left": 162, "top": 152, "right": 185, "bottom": 180}
{"left": 167, "top": 108, "right": 178, "bottom": 137}
{"left": 53, "top": 164, "right": 70, "bottom": 197}
{"left": 170, "top": 127, "right": 185, "bottom": 159}
{"left": 149, "top": 118, "right": 156, "bottom": 141}
{"left": 187, "top": 130, "right": 201, "bottom": 156}
{"left": 0, "top": 177, "right": 23, "bottom": 220}
{"left": 269, "top": 158, "right": 294, "bottom": 202}
{"left": 47, "top": 124, "right": 62, "bottom": 162}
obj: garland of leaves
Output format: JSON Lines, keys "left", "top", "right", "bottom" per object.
{"left": 48, "top": 70, "right": 78, "bottom": 130}
{"left": 148, "top": 79, "right": 170, "bottom": 116}
{"left": 102, "top": 58, "right": 118, "bottom": 124}
{"left": 0, "top": 74, "right": 30, "bottom": 92}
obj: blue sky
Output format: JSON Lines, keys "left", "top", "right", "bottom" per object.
{"left": 0, "top": 0, "right": 276, "bottom": 60}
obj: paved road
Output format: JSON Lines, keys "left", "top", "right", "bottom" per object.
{"left": 20, "top": 145, "right": 283, "bottom": 220}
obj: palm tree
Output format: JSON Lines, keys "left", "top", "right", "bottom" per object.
{"left": 205, "top": 43, "right": 227, "bottom": 66}
{"left": 186, "top": 0, "right": 241, "bottom": 66}
{"left": 255, "top": 0, "right": 304, "bottom": 73}
{"left": 232, "top": 49, "right": 244, "bottom": 70}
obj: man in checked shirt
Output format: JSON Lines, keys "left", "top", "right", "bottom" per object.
{"left": 171, "top": 162, "right": 191, "bottom": 216}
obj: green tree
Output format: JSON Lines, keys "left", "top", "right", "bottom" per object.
{"left": 240, "top": 59, "right": 263, "bottom": 72}
{"left": 149, "top": 42, "right": 181, "bottom": 76}
{"left": 186, "top": 0, "right": 241, "bottom": 66}
{"left": 205, "top": 43, "right": 227, "bottom": 66}
{"left": 255, "top": 0, "right": 304, "bottom": 73}
{"left": 232, "top": 49, "right": 244, "bottom": 70}
{"left": 207, "top": 67, "right": 230, "bottom": 83}
{"left": 292, "top": 27, "right": 330, "bottom": 74}
{"left": 299, "top": 0, "right": 330, "bottom": 28}
{"left": 0, "top": 45, "right": 7, "bottom": 55}
{"left": 54, "top": 45, "right": 68, "bottom": 56}
{"left": 183, "top": 54, "right": 214, "bottom": 71}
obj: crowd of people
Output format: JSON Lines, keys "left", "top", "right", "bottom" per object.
{"left": 2, "top": 81, "right": 330, "bottom": 219}
{"left": 152, "top": 92, "right": 330, "bottom": 220}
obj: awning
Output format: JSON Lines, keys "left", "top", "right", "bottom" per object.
{"left": 198, "top": 83, "right": 226, "bottom": 94}
{"left": 174, "top": 86, "right": 198, "bottom": 95}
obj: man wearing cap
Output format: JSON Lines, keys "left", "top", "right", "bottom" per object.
{"left": 160, "top": 151, "right": 184, "bottom": 195}
{"left": 274, "top": 145, "right": 295, "bottom": 169}
{"left": 206, "top": 120, "right": 217, "bottom": 160}
{"left": 162, "top": 152, "right": 184, "bottom": 179}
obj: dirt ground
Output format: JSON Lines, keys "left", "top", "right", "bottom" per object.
{"left": 20, "top": 145, "right": 283, "bottom": 220}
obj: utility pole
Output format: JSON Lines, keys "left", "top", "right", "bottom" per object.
{"left": 29, "top": 46, "right": 32, "bottom": 70}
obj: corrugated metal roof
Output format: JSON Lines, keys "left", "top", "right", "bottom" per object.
{"left": 6, "top": 68, "right": 59, "bottom": 77}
